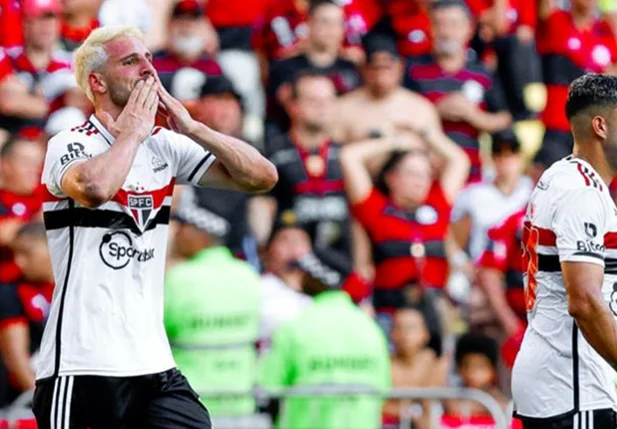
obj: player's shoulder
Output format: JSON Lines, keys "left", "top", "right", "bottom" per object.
{"left": 49, "top": 121, "right": 106, "bottom": 148}
{"left": 540, "top": 157, "right": 607, "bottom": 194}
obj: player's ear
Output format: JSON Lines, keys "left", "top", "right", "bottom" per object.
{"left": 89, "top": 72, "right": 107, "bottom": 96}
{"left": 591, "top": 115, "right": 609, "bottom": 140}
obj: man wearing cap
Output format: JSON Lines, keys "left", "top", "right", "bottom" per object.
{"left": 0, "top": 0, "right": 70, "bottom": 137}
{"left": 404, "top": 0, "right": 511, "bottom": 182}
{"left": 153, "top": 0, "right": 224, "bottom": 102}
{"left": 335, "top": 33, "right": 457, "bottom": 146}
{"left": 258, "top": 250, "right": 390, "bottom": 429}
{"left": 164, "top": 187, "right": 262, "bottom": 424}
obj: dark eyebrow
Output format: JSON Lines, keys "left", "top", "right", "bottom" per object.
{"left": 119, "top": 53, "right": 138, "bottom": 63}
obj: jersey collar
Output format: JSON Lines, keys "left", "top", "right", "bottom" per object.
{"left": 88, "top": 114, "right": 114, "bottom": 145}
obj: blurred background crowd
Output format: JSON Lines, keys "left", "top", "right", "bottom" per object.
{"left": 0, "top": 0, "right": 615, "bottom": 427}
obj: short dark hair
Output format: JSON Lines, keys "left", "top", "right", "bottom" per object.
{"left": 430, "top": 0, "right": 472, "bottom": 18}
{"left": 16, "top": 222, "right": 47, "bottom": 242}
{"left": 290, "top": 70, "right": 332, "bottom": 99}
{"left": 376, "top": 149, "right": 429, "bottom": 196}
{"left": 455, "top": 333, "right": 498, "bottom": 368}
{"left": 565, "top": 74, "right": 617, "bottom": 121}
{"left": 0, "top": 136, "right": 37, "bottom": 158}
{"left": 309, "top": 0, "right": 339, "bottom": 16}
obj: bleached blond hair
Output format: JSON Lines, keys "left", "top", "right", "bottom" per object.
{"left": 73, "top": 25, "right": 145, "bottom": 102}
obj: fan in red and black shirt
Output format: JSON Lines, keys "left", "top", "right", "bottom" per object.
{"left": 255, "top": 72, "right": 354, "bottom": 263}
{"left": 0, "top": 138, "right": 44, "bottom": 285}
{"left": 0, "top": 0, "right": 23, "bottom": 49}
{"left": 265, "top": 0, "right": 361, "bottom": 139}
{"left": 404, "top": 0, "right": 512, "bottom": 182}
{"left": 152, "top": 0, "right": 224, "bottom": 102}
{"left": 534, "top": 0, "right": 617, "bottom": 171}
{"left": 58, "top": 0, "right": 99, "bottom": 52}
{"left": 378, "top": 0, "right": 433, "bottom": 58}
{"left": 341, "top": 110, "right": 470, "bottom": 312}
{"left": 476, "top": 208, "right": 526, "bottom": 368}
{"left": 0, "top": 222, "right": 53, "bottom": 407}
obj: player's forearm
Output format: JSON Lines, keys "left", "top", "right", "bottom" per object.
{"left": 70, "top": 132, "right": 142, "bottom": 207}
{"left": 187, "top": 122, "right": 278, "bottom": 193}
{"left": 570, "top": 293, "right": 617, "bottom": 370}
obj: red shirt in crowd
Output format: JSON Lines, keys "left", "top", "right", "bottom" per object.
{"left": 477, "top": 208, "right": 526, "bottom": 321}
{"left": 466, "top": 0, "right": 536, "bottom": 34}
{"left": 207, "top": 0, "right": 270, "bottom": 28}
{"left": 537, "top": 10, "right": 617, "bottom": 132}
{"left": 384, "top": 0, "right": 432, "bottom": 57}
{"left": 351, "top": 183, "right": 451, "bottom": 293}
{"left": 253, "top": 0, "right": 381, "bottom": 62}
{"left": 60, "top": 18, "right": 100, "bottom": 52}
{"left": 0, "top": 0, "right": 23, "bottom": 49}
{"left": 0, "top": 188, "right": 42, "bottom": 284}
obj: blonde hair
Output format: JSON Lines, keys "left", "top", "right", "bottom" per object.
{"left": 73, "top": 25, "right": 144, "bottom": 102}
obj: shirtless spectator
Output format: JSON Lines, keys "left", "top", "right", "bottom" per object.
{"left": 383, "top": 306, "right": 442, "bottom": 429}
{"left": 0, "top": 138, "right": 43, "bottom": 285}
{"left": 59, "top": 0, "right": 101, "bottom": 52}
{"left": 265, "top": 0, "right": 361, "bottom": 139}
{"left": 0, "top": 0, "right": 86, "bottom": 137}
{"left": 153, "top": 0, "right": 224, "bottom": 102}
{"left": 405, "top": 0, "right": 511, "bottom": 182}
{"left": 335, "top": 34, "right": 452, "bottom": 145}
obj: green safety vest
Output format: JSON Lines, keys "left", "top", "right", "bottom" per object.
{"left": 258, "top": 291, "right": 391, "bottom": 429}
{"left": 164, "top": 246, "right": 261, "bottom": 416}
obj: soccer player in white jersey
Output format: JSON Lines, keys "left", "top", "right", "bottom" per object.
{"left": 512, "top": 74, "right": 617, "bottom": 428}
{"left": 31, "top": 26, "right": 278, "bottom": 429}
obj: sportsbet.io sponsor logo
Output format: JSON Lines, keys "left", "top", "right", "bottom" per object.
{"left": 99, "top": 231, "right": 155, "bottom": 270}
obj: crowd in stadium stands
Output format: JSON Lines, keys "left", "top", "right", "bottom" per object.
{"left": 1, "top": 0, "right": 617, "bottom": 427}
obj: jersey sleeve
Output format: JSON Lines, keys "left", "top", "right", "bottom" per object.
{"left": 552, "top": 188, "right": 609, "bottom": 266}
{"left": 349, "top": 188, "right": 388, "bottom": 232}
{"left": 41, "top": 133, "right": 94, "bottom": 198}
{"left": 0, "top": 284, "right": 27, "bottom": 329}
{"left": 166, "top": 132, "right": 217, "bottom": 186}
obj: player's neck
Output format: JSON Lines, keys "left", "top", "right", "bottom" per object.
{"left": 572, "top": 144, "right": 616, "bottom": 187}
{"left": 94, "top": 104, "right": 123, "bottom": 127}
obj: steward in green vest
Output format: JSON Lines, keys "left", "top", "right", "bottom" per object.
{"left": 164, "top": 188, "right": 261, "bottom": 417}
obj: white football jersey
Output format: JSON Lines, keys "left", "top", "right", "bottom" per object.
{"left": 512, "top": 156, "right": 617, "bottom": 418}
{"left": 37, "top": 115, "right": 216, "bottom": 379}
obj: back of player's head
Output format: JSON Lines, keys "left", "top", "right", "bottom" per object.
{"left": 16, "top": 221, "right": 48, "bottom": 243}
{"left": 73, "top": 25, "right": 144, "bottom": 102}
{"left": 455, "top": 333, "right": 498, "bottom": 368}
{"left": 565, "top": 74, "right": 617, "bottom": 121}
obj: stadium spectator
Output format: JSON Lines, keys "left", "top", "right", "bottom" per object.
{"left": 258, "top": 219, "right": 313, "bottom": 352}
{"left": 476, "top": 209, "right": 526, "bottom": 367}
{"left": 382, "top": 305, "right": 442, "bottom": 429}
{"left": 0, "top": 137, "right": 43, "bottom": 284}
{"left": 533, "top": 0, "right": 617, "bottom": 173}
{"left": 468, "top": 0, "right": 539, "bottom": 120}
{"left": 186, "top": 76, "right": 255, "bottom": 262}
{"left": 254, "top": 72, "right": 354, "bottom": 263}
{"left": 153, "top": 0, "right": 224, "bottom": 102}
{"left": 98, "top": 0, "right": 153, "bottom": 36}
{"left": 335, "top": 34, "right": 457, "bottom": 146}
{"left": 377, "top": 0, "right": 433, "bottom": 59}
{"left": 266, "top": 0, "right": 361, "bottom": 139}
{"left": 258, "top": 251, "right": 390, "bottom": 429}
{"left": 0, "top": 0, "right": 24, "bottom": 49}
{"left": 165, "top": 187, "right": 261, "bottom": 419}
{"left": 450, "top": 133, "right": 532, "bottom": 262}
{"left": 59, "top": 0, "right": 101, "bottom": 52}
{"left": 443, "top": 334, "right": 509, "bottom": 420}
{"left": 0, "top": 222, "right": 53, "bottom": 408}
{"left": 0, "top": 0, "right": 87, "bottom": 138}
{"left": 341, "top": 127, "right": 469, "bottom": 319}
{"left": 405, "top": 0, "right": 512, "bottom": 182}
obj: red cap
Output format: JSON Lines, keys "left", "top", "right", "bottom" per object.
{"left": 22, "top": 0, "right": 62, "bottom": 18}
{"left": 171, "top": 0, "right": 205, "bottom": 18}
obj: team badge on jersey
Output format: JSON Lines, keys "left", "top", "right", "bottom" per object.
{"left": 128, "top": 195, "right": 154, "bottom": 230}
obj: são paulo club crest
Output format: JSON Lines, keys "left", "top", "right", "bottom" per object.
{"left": 128, "top": 195, "right": 154, "bottom": 230}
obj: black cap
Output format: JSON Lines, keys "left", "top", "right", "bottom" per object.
{"left": 491, "top": 130, "right": 521, "bottom": 155}
{"left": 292, "top": 250, "right": 352, "bottom": 289}
{"left": 173, "top": 187, "right": 231, "bottom": 239}
{"left": 267, "top": 210, "right": 308, "bottom": 245}
{"left": 199, "top": 75, "right": 243, "bottom": 102}
{"left": 363, "top": 33, "right": 399, "bottom": 64}
{"left": 171, "top": 0, "right": 205, "bottom": 19}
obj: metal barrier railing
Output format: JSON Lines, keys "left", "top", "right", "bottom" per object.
{"left": 198, "top": 386, "right": 510, "bottom": 429}
{"left": 1, "top": 386, "right": 510, "bottom": 429}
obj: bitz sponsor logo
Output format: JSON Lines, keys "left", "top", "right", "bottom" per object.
{"left": 60, "top": 142, "right": 91, "bottom": 166}
{"left": 99, "top": 231, "right": 154, "bottom": 269}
